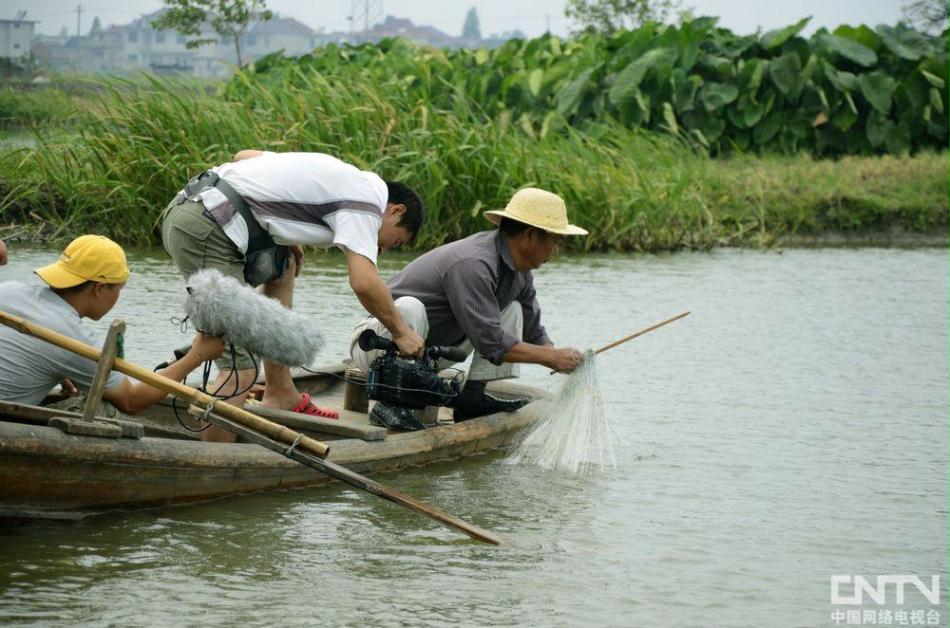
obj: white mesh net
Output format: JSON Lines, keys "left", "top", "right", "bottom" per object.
{"left": 510, "top": 350, "right": 616, "bottom": 473}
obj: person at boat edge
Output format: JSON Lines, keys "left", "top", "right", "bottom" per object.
{"left": 160, "top": 149, "right": 427, "bottom": 441}
{"left": 0, "top": 235, "right": 224, "bottom": 415}
{"left": 350, "top": 187, "right": 587, "bottom": 430}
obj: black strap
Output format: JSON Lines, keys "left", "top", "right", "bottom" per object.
{"left": 210, "top": 174, "right": 277, "bottom": 255}
{"left": 184, "top": 170, "right": 277, "bottom": 255}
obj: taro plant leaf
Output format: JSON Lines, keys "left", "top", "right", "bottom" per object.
{"left": 858, "top": 71, "right": 898, "bottom": 114}
{"left": 731, "top": 129, "right": 751, "bottom": 151}
{"left": 608, "top": 48, "right": 673, "bottom": 106}
{"left": 690, "top": 128, "right": 709, "bottom": 148}
{"left": 556, "top": 66, "right": 597, "bottom": 118}
{"left": 832, "top": 103, "right": 859, "bottom": 131}
{"left": 528, "top": 69, "right": 543, "bottom": 97}
{"left": 700, "top": 82, "right": 739, "bottom": 111}
{"left": 803, "top": 84, "right": 831, "bottom": 112}
{"left": 876, "top": 24, "right": 931, "bottom": 61}
{"left": 770, "top": 52, "right": 803, "bottom": 97}
{"left": 539, "top": 110, "right": 561, "bottom": 139}
{"left": 822, "top": 61, "right": 859, "bottom": 92}
{"left": 619, "top": 89, "right": 651, "bottom": 126}
{"left": 832, "top": 25, "right": 882, "bottom": 52}
{"left": 729, "top": 94, "right": 766, "bottom": 128}
{"left": 738, "top": 58, "right": 766, "bottom": 95}
{"left": 930, "top": 88, "right": 944, "bottom": 114}
{"left": 661, "top": 101, "right": 679, "bottom": 134}
{"left": 753, "top": 113, "right": 783, "bottom": 144}
{"left": 866, "top": 110, "right": 892, "bottom": 147}
{"left": 927, "top": 116, "right": 950, "bottom": 140}
{"left": 759, "top": 17, "right": 811, "bottom": 50}
{"left": 845, "top": 91, "right": 858, "bottom": 114}
{"left": 818, "top": 34, "right": 878, "bottom": 67}
{"left": 885, "top": 120, "right": 911, "bottom": 154}
{"left": 702, "top": 55, "right": 735, "bottom": 79}
{"left": 801, "top": 54, "right": 819, "bottom": 83}
{"left": 711, "top": 31, "right": 757, "bottom": 59}
{"left": 727, "top": 102, "right": 745, "bottom": 128}
{"left": 920, "top": 70, "right": 946, "bottom": 89}
{"left": 700, "top": 116, "right": 725, "bottom": 143}
{"left": 673, "top": 72, "right": 703, "bottom": 112}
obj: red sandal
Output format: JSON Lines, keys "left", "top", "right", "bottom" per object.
{"left": 290, "top": 393, "right": 339, "bottom": 419}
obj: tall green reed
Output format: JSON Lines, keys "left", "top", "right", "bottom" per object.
{"left": 0, "top": 73, "right": 945, "bottom": 249}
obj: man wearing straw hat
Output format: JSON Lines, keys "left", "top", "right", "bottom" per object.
{"left": 0, "top": 235, "right": 224, "bottom": 413}
{"left": 350, "top": 187, "right": 588, "bottom": 431}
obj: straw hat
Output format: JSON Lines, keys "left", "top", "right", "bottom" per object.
{"left": 484, "top": 188, "right": 588, "bottom": 236}
{"left": 35, "top": 235, "right": 130, "bottom": 289}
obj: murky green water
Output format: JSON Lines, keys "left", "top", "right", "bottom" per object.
{"left": 1, "top": 245, "right": 948, "bottom": 626}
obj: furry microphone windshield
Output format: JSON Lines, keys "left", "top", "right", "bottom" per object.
{"left": 184, "top": 268, "right": 323, "bottom": 367}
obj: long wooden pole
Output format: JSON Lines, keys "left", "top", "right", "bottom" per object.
{"left": 593, "top": 311, "right": 691, "bottom": 355}
{"left": 0, "top": 310, "right": 503, "bottom": 545}
{"left": 195, "top": 408, "right": 503, "bottom": 545}
{"left": 550, "top": 311, "right": 691, "bottom": 374}
{"left": 0, "top": 309, "right": 329, "bottom": 458}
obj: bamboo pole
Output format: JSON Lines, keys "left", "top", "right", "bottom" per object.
{"left": 593, "top": 311, "right": 691, "bottom": 355}
{"left": 0, "top": 309, "right": 504, "bottom": 545}
{"left": 550, "top": 311, "right": 691, "bottom": 374}
{"left": 193, "top": 407, "right": 503, "bottom": 545}
{"left": 0, "top": 309, "right": 329, "bottom": 458}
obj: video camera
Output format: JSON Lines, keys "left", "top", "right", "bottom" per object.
{"left": 358, "top": 329, "right": 466, "bottom": 411}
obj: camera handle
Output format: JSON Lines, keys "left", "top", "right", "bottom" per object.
{"left": 358, "top": 329, "right": 469, "bottom": 363}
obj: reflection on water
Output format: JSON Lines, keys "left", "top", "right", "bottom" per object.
{"left": 1, "top": 245, "right": 948, "bottom": 626}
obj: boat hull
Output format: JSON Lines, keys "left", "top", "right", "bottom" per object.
{"left": 0, "top": 393, "right": 550, "bottom": 519}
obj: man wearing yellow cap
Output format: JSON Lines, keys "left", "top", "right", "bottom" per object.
{"left": 350, "top": 188, "right": 587, "bottom": 430}
{"left": 0, "top": 235, "right": 224, "bottom": 413}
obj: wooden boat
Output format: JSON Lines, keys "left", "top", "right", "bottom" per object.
{"left": 0, "top": 364, "right": 550, "bottom": 520}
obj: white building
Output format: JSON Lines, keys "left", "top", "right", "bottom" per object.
{"left": 115, "top": 10, "right": 318, "bottom": 77}
{"left": 0, "top": 14, "right": 37, "bottom": 60}
{"left": 31, "top": 9, "right": 320, "bottom": 77}
{"left": 245, "top": 17, "right": 320, "bottom": 58}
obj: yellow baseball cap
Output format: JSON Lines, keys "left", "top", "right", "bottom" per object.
{"left": 35, "top": 235, "right": 130, "bottom": 289}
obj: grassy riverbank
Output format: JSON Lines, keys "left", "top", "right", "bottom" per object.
{"left": 0, "top": 76, "right": 945, "bottom": 251}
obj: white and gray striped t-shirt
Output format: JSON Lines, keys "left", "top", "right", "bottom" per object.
{"left": 193, "top": 152, "right": 387, "bottom": 265}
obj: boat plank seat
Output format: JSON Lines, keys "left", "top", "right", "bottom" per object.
{"left": 0, "top": 321, "right": 145, "bottom": 440}
{"left": 0, "top": 400, "right": 145, "bottom": 439}
{"left": 247, "top": 404, "right": 387, "bottom": 441}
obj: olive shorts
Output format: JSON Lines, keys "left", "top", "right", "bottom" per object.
{"left": 161, "top": 199, "right": 257, "bottom": 371}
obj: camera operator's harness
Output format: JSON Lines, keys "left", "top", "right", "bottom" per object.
{"left": 358, "top": 329, "right": 468, "bottom": 428}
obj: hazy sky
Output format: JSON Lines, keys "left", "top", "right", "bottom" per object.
{"left": 8, "top": 0, "right": 907, "bottom": 39}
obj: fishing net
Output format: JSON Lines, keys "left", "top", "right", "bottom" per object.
{"left": 510, "top": 349, "right": 616, "bottom": 473}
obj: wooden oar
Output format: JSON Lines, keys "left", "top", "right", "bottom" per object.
{"left": 551, "top": 311, "right": 691, "bottom": 374}
{"left": 0, "top": 309, "right": 503, "bottom": 545}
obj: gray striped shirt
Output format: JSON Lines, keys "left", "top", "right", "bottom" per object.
{"left": 387, "top": 229, "right": 551, "bottom": 365}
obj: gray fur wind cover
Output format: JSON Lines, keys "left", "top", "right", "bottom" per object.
{"left": 184, "top": 268, "right": 323, "bottom": 367}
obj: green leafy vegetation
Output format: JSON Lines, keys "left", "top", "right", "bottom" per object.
{"left": 0, "top": 86, "right": 84, "bottom": 127}
{"left": 0, "top": 74, "right": 944, "bottom": 250}
{"left": 243, "top": 18, "right": 948, "bottom": 156}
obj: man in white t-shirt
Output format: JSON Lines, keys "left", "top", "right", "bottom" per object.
{"left": 161, "top": 150, "right": 426, "bottom": 441}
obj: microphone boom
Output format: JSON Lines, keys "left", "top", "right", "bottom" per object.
{"left": 184, "top": 269, "right": 323, "bottom": 367}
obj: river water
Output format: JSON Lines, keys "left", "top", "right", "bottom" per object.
{"left": 0, "top": 245, "right": 947, "bottom": 627}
